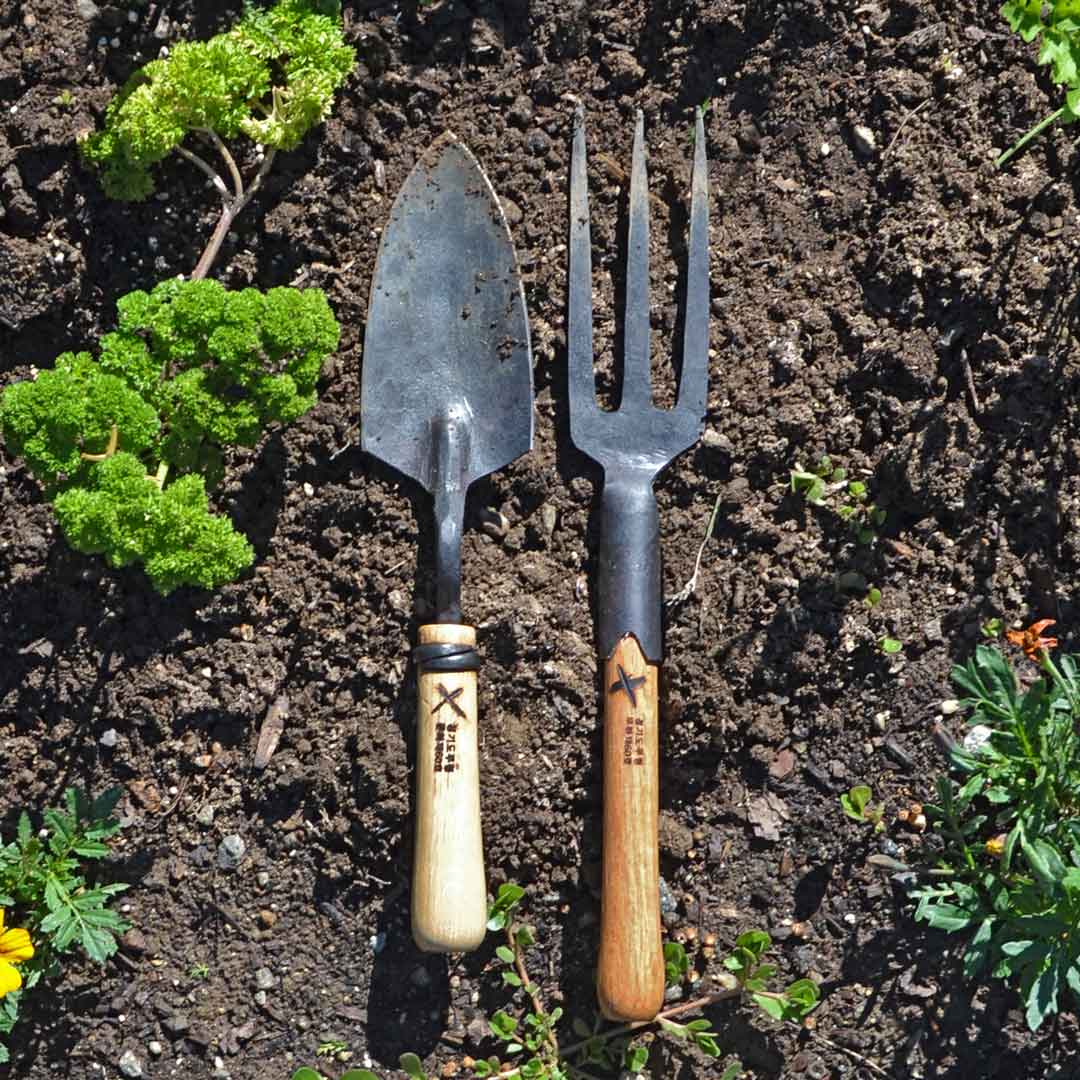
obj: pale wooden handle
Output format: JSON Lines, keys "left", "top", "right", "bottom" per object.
{"left": 597, "top": 633, "right": 664, "bottom": 1020}
{"left": 411, "top": 623, "right": 487, "bottom": 953}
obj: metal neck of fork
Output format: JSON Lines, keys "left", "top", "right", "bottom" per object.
{"left": 429, "top": 407, "right": 470, "bottom": 624}
{"left": 597, "top": 468, "right": 662, "bottom": 663}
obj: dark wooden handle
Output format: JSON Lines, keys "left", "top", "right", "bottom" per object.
{"left": 597, "top": 633, "right": 664, "bottom": 1020}
{"left": 411, "top": 623, "right": 487, "bottom": 953}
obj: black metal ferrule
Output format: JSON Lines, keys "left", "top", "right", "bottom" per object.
{"left": 596, "top": 470, "right": 662, "bottom": 662}
{"left": 413, "top": 641, "right": 482, "bottom": 674}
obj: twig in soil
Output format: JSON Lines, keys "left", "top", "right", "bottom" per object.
{"left": 666, "top": 491, "right": 722, "bottom": 606}
{"left": 156, "top": 775, "right": 192, "bottom": 822}
{"left": 961, "top": 349, "right": 982, "bottom": 414}
{"left": 254, "top": 693, "right": 289, "bottom": 769}
{"left": 807, "top": 1028, "right": 897, "bottom": 1079}
{"left": 882, "top": 99, "right": 932, "bottom": 160}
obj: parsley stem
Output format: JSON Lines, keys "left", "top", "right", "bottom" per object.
{"left": 995, "top": 107, "right": 1065, "bottom": 169}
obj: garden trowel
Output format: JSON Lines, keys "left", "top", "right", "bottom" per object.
{"left": 361, "top": 134, "right": 533, "bottom": 953}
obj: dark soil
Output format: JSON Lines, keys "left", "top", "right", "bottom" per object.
{"left": 3, "top": 0, "right": 1080, "bottom": 1077}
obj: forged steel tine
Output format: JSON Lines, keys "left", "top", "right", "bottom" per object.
{"left": 678, "top": 108, "right": 710, "bottom": 420}
{"left": 622, "top": 109, "right": 651, "bottom": 409}
{"left": 569, "top": 106, "right": 600, "bottom": 420}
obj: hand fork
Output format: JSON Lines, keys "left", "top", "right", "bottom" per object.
{"left": 568, "top": 107, "right": 709, "bottom": 1021}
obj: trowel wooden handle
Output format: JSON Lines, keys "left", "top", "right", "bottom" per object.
{"left": 412, "top": 623, "right": 487, "bottom": 953}
{"left": 597, "top": 633, "right": 664, "bottom": 1020}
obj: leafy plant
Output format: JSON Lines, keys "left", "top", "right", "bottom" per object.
{"left": 998, "top": 2, "right": 1080, "bottom": 167}
{"left": 458, "top": 884, "right": 816, "bottom": 1079}
{"left": 0, "top": 278, "right": 339, "bottom": 593}
{"left": 81, "top": 0, "right": 355, "bottom": 279}
{"left": 879, "top": 636, "right": 903, "bottom": 655}
{"left": 0, "top": 789, "right": 129, "bottom": 1063}
{"left": 841, "top": 784, "right": 885, "bottom": 833}
{"left": 790, "top": 454, "right": 886, "bottom": 544}
{"left": 188, "top": 960, "right": 210, "bottom": 981}
{"left": 909, "top": 627, "right": 1080, "bottom": 1030}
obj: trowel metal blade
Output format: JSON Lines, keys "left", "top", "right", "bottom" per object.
{"left": 361, "top": 134, "right": 533, "bottom": 492}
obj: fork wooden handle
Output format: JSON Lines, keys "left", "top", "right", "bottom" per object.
{"left": 412, "top": 623, "right": 487, "bottom": 953}
{"left": 597, "top": 633, "right": 664, "bottom": 1020}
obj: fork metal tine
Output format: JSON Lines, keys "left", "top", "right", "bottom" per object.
{"left": 568, "top": 106, "right": 600, "bottom": 422}
{"left": 622, "top": 109, "right": 651, "bottom": 409}
{"left": 678, "top": 109, "right": 709, "bottom": 420}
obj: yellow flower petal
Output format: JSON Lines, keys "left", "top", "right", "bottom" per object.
{"left": 0, "top": 928, "right": 33, "bottom": 964}
{"left": 0, "top": 909, "right": 5, "bottom": 934}
{"left": 0, "top": 961, "right": 22, "bottom": 996}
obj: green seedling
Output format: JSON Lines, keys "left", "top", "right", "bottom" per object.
{"left": 423, "top": 885, "right": 817, "bottom": 1079}
{"left": 188, "top": 961, "right": 210, "bottom": 980}
{"left": 0, "top": 789, "right": 129, "bottom": 1063}
{"left": 865, "top": 586, "right": 883, "bottom": 609}
{"left": 982, "top": 617, "right": 1004, "bottom": 639}
{"left": 80, "top": 0, "right": 355, "bottom": 279}
{"left": 790, "top": 455, "right": 886, "bottom": 544}
{"left": 997, "top": 2, "right": 1080, "bottom": 167}
{"left": 840, "top": 785, "right": 885, "bottom": 833}
{"left": 317, "top": 1039, "right": 350, "bottom": 1061}
{"left": 0, "top": 278, "right": 339, "bottom": 593}
{"left": 52, "top": 90, "right": 75, "bottom": 109}
{"left": 908, "top": 626, "right": 1080, "bottom": 1031}
{"left": 879, "top": 636, "right": 903, "bottom": 655}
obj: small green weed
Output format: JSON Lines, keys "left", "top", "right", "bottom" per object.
{"left": 840, "top": 785, "right": 885, "bottom": 833}
{"left": 879, "top": 636, "right": 903, "bottom": 656}
{"left": 426, "top": 884, "right": 815, "bottom": 1079}
{"left": 908, "top": 623, "right": 1080, "bottom": 1030}
{"left": 317, "top": 1038, "right": 351, "bottom": 1061}
{"left": 790, "top": 455, "right": 886, "bottom": 544}
{"left": 187, "top": 960, "right": 210, "bottom": 981}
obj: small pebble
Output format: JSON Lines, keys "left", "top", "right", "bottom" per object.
{"left": 963, "top": 724, "right": 993, "bottom": 754}
{"left": 253, "top": 967, "right": 276, "bottom": 991}
{"left": 100, "top": 729, "right": 119, "bottom": 748}
{"left": 940, "top": 698, "right": 961, "bottom": 715}
{"left": 148, "top": 1042, "right": 163, "bottom": 1057}
{"left": 819, "top": 141, "right": 831, "bottom": 157}
{"left": 256, "top": 871, "right": 270, "bottom": 888}
{"left": 852, "top": 124, "right": 877, "bottom": 156}
{"left": 303, "top": 482, "right": 314, "bottom": 497}
{"left": 118, "top": 1050, "right": 143, "bottom": 1078}
{"left": 195, "top": 804, "right": 215, "bottom": 827}
{"left": 217, "top": 834, "right": 246, "bottom": 871}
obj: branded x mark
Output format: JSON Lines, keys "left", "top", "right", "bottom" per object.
{"left": 433, "top": 683, "right": 466, "bottom": 718}
{"left": 608, "top": 664, "right": 646, "bottom": 708}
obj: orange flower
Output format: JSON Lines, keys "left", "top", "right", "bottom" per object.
{"left": 1006, "top": 619, "right": 1058, "bottom": 660}
{"left": 985, "top": 834, "right": 1006, "bottom": 858}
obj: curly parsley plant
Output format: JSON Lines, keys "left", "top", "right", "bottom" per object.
{"left": 81, "top": 0, "right": 355, "bottom": 278}
{"left": 0, "top": 278, "right": 339, "bottom": 594}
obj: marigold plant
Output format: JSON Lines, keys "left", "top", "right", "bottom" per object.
{"left": 0, "top": 790, "right": 128, "bottom": 1063}
{"left": 910, "top": 626, "right": 1080, "bottom": 1030}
